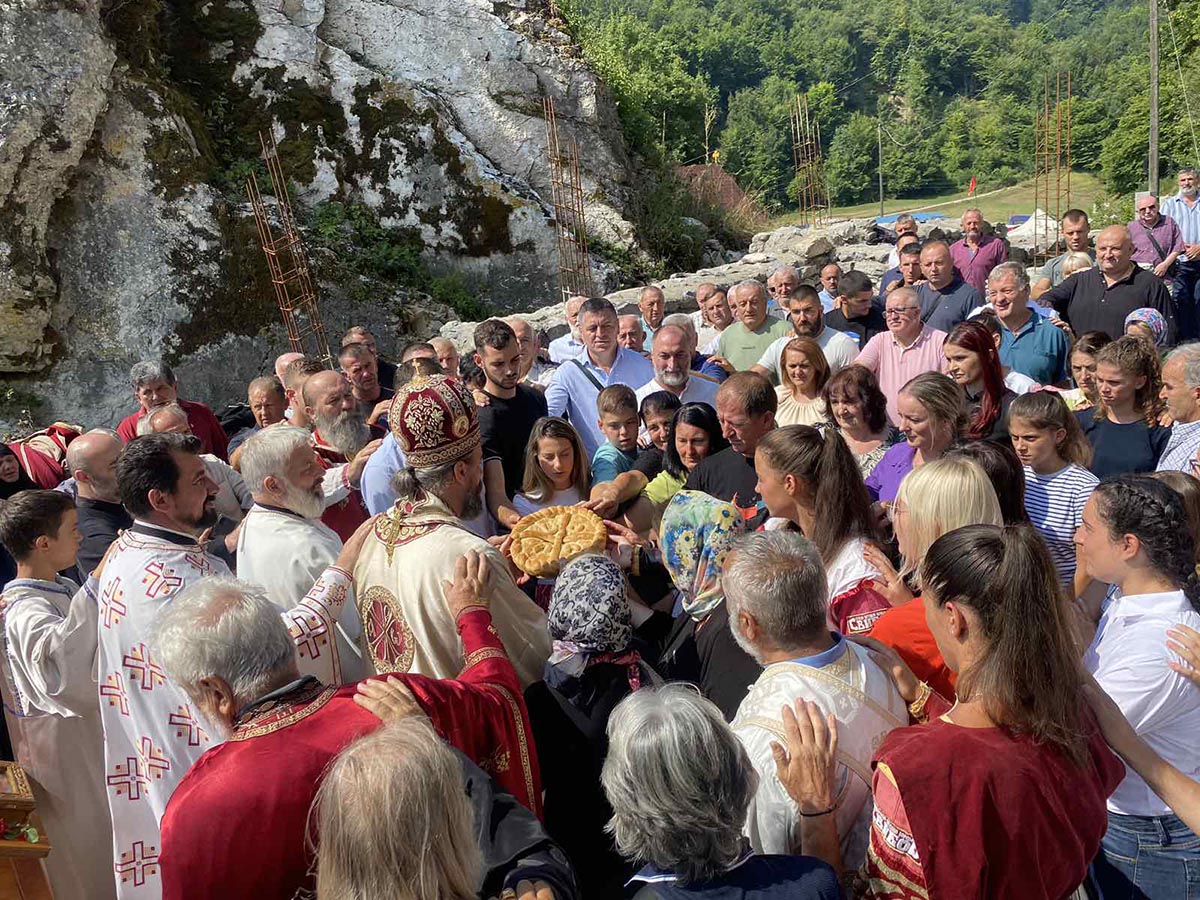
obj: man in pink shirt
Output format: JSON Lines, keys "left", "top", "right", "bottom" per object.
{"left": 853, "top": 286, "right": 948, "bottom": 424}
{"left": 950, "top": 208, "right": 1008, "bottom": 293}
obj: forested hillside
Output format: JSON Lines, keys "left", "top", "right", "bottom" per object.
{"left": 563, "top": 0, "right": 1200, "bottom": 209}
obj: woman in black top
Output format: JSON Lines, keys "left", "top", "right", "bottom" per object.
{"left": 944, "top": 320, "right": 1017, "bottom": 443}
{"left": 524, "top": 553, "right": 660, "bottom": 900}
{"left": 1077, "top": 335, "right": 1170, "bottom": 478}
{"left": 655, "top": 490, "right": 761, "bottom": 721}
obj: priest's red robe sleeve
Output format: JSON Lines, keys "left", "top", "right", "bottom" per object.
{"left": 400, "top": 606, "right": 544, "bottom": 817}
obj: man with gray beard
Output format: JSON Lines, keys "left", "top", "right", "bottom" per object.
{"left": 303, "top": 370, "right": 383, "bottom": 540}
{"left": 236, "top": 425, "right": 369, "bottom": 682}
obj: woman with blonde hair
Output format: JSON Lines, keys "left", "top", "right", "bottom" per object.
{"left": 865, "top": 372, "right": 967, "bottom": 503}
{"left": 774, "top": 338, "right": 830, "bottom": 426}
{"left": 1077, "top": 335, "right": 1169, "bottom": 477}
{"left": 314, "top": 721, "right": 481, "bottom": 900}
{"left": 866, "top": 456, "right": 1003, "bottom": 699}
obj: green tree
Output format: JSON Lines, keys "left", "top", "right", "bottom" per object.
{"left": 826, "top": 112, "right": 879, "bottom": 205}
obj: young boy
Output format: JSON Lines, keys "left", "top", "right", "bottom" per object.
{"left": 0, "top": 490, "right": 113, "bottom": 898}
{"left": 591, "top": 384, "right": 641, "bottom": 484}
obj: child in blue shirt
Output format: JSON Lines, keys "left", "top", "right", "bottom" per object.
{"left": 591, "top": 384, "right": 640, "bottom": 483}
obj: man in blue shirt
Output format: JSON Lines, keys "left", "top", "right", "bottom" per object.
{"left": 545, "top": 297, "right": 655, "bottom": 458}
{"left": 817, "top": 263, "right": 842, "bottom": 313}
{"left": 992, "top": 262, "right": 1068, "bottom": 386}
{"left": 638, "top": 285, "right": 665, "bottom": 339}
{"left": 916, "top": 240, "right": 980, "bottom": 333}
{"left": 1162, "top": 167, "right": 1200, "bottom": 341}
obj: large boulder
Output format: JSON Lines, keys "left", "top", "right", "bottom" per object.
{"left": 0, "top": 0, "right": 643, "bottom": 432}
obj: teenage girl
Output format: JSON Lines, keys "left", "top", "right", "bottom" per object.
{"left": 1009, "top": 391, "right": 1097, "bottom": 588}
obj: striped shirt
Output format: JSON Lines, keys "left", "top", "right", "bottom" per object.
{"left": 1157, "top": 419, "right": 1200, "bottom": 473}
{"left": 1023, "top": 463, "right": 1098, "bottom": 584}
{"left": 1161, "top": 192, "right": 1200, "bottom": 245}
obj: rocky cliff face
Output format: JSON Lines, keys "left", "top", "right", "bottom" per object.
{"left": 0, "top": 0, "right": 637, "bottom": 431}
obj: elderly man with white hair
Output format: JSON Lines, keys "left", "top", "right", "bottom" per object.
{"left": 153, "top": 557, "right": 573, "bottom": 900}
{"left": 236, "top": 424, "right": 368, "bottom": 682}
{"left": 603, "top": 683, "right": 840, "bottom": 898}
{"left": 1157, "top": 342, "right": 1200, "bottom": 471}
{"left": 548, "top": 294, "right": 588, "bottom": 363}
{"left": 726, "top": 531, "right": 905, "bottom": 868}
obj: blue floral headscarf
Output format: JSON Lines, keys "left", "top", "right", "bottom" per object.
{"left": 1125, "top": 308, "right": 1168, "bottom": 346}
{"left": 660, "top": 490, "right": 745, "bottom": 621}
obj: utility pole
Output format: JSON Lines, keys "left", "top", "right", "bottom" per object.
{"left": 1149, "top": 0, "right": 1160, "bottom": 192}
{"left": 877, "top": 120, "right": 884, "bottom": 216}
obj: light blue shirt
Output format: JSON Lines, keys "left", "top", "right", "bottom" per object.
{"left": 360, "top": 432, "right": 406, "bottom": 515}
{"left": 548, "top": 334, "right": 586, "bottom": 364}
{"left": 1162, "top": 192, "right": 1200, "bottom": 245}
{"left": 817, "top": 289, "right": 836, "bottom": 313}
{"left": 545, "top": 347, "right": 655, "bottom": 458}
{"left": 591, "top": 442, "right": 636, "bottom": 483}
{"left": 1157, "top": 419, "right": 1200, "bottom": 473}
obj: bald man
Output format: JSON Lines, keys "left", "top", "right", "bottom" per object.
{"left": 67, "top": 431, "right": 131, "bottom": 574}
{"left": 1045, "top": 224, "right": 1177, "bottom": 342}
{"left": 274, "top": 352, "right": 305, "bottom": 382}
{"left": 430, "top": 337, "right": 461, "bottom": 377}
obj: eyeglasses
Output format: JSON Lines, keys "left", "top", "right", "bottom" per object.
{"left": 884, "top": 307, "right": 920, "bottom": 319}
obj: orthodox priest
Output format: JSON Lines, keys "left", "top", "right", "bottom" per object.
{"left": 353, "top": 374, "right": 550, "bottom": 685}
{"left": 236, "top": 425, "right": 368, "bottom": 682}
{"left": 154, "top": 553, "right": 570, "bottom": 900}
{"left": 95, "top": 434, "right": 370, "bottom": 899}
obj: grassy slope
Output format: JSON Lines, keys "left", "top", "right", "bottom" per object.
{"left": 769, "top": 171, "right": 1108, "bottom": 227}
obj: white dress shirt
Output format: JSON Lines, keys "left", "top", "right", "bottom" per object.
{"left": 1084, "top": 589, "right": 1200, "bottom": 817}
{"left": 548, "top": 333, "right": 586, "bottom": 364}
{"left": 634, "top": 373, "right": 719, "bottom": 408}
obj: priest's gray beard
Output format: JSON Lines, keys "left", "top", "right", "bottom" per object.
{"left": 314, "top": 408, "right": 370, "bottom": 458}
{"left": 460, "top": 485, "right": 483, "bottom": 521}
{"left": 280, "top": 477, "right": 325, "bottom": 520}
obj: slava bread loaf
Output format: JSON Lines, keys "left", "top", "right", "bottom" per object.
{"left": 509, "top": 505, "right": 608, "bottom": 578}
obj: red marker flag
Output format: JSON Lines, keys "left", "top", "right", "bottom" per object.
{"left": 968, "top": 176, "right": 977, "bottom": 195}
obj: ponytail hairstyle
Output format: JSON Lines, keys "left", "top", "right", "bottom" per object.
{"left": 945, "top": 321, "right": 1007, "bottom": 439}
{"left": 920, "top": 524, "right": 1088, "bottom": 765}
{"left": 1007, "top": 391, "right": 1093, "bottom": 468}
{"left": 756, "top": 425, "right": 875, "bottom": 562}
{"left": 1095, "top": 335, "right": 1164, "bottom": 426}
{"left": 1093, "top": 475, "right": 1200, "bottom": 612}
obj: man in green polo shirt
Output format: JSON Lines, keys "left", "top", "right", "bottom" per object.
{"left": 715, "top": 280, "right": 792, "bottom": 372}
{"left": 993, "top": 262, "right": 1069, "bottom": 386}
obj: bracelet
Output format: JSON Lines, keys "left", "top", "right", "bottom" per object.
{"left": 908, "top": 681, "right": 932, "bottom": 720}
{"left": 798, "top": 804, "right": 837, "bottom": 818}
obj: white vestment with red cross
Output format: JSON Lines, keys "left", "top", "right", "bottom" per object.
{"left": 96, "top": 524, "right": 355, "bottom": 898}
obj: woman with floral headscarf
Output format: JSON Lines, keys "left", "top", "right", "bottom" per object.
{"left": 656, "top": 490, "right": 760, "bottom": 721}
{"left": 1125, "top": 307, "right": 1169, "bottom": 348}
{"left": 524, "top": 553, "right": 659, "bottom": 899}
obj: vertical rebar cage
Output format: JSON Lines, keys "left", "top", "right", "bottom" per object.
{"left": 790, "top": 95, "right": 829, "bottom": 227}
{"left": 544, "top": 97, "right": 597, "bottom": 304}
{"left": 246, "top": 131, "right": 335, "bottom": 369}
{"left": 1032, "top": 74, "right": 1073, "bottom": 265}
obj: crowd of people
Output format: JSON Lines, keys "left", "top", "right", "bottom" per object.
{"left": 2, "top": 168, "right": 1200, "bottom": 900}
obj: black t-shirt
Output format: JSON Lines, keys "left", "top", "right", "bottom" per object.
{"left": 683, "top": 446, "right": 767, "bottom": 529}
{"left": 825, "top": 307, "right": 887, "bottom": 347}
{"left": 478, "top": 385, "right": 549, "bottom": 498}
{"left": 632, "top": 446, "right": 664, "bottom": 479}
{"left": 1047, "top": 264, "right": 1177, "bottom": 342}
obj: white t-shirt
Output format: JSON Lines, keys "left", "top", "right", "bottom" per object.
{"left": 1005, "top": 370, "right": 1038, "bottom": 394}
{"left": 756, "top": 326, "right": 859, "bottom": 383}
{"left": 512, "top": 485, "right": 583, "bottom": 517}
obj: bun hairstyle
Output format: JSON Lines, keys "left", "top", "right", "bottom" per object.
{"left": 920, "top": 524, "right": 1088, "bottom": 765}
{"left": 1093, "top": 475, "right": 1200, "bottom": 612}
